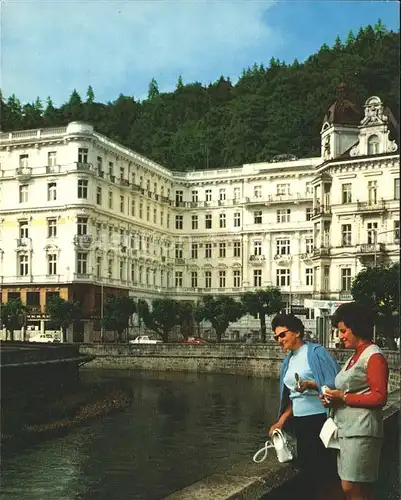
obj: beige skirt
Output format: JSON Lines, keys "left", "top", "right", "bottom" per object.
{"left": 337, "top": 436, "right": 382, "bottom": 483}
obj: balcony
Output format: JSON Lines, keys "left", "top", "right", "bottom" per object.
{"left": 16, "top": 237, "right": 31, "bottom": 248}
{"left": 300, "top": 252, "right": 314, "bottom": 264}
{"left": 73, "top": 273, "right": 92, "bottom": 281}
{"left": 98, "top": 170, "right": 105, "bottom": 178}
{"left": 132, "top": 184, "right": 141, "bottom": 192}
{"left": 16, "top": 166, "right": 32, "bottom": 180}
{"left": 313, "top": 247, "right": 331, "bottom": 257}
{"left": 312, "top": 206, "right": 332, "bottom": 218}
{"left": 357, "top": 243, "right": 385, "bottom": 254}
{"left": 273, "top": 254, "right": 292, "bottom": 266}
{"left": 73, "top": 234, "right": 93, "bottom": 249}
{"left": 249, "top": 254, "right": 266, "bottom": 265}
{"left": 356, "top": 200, "right": 386, "bottom": 213}
{"left": 46, "top": 165, "right": 61, "bottom": 174}
{"left": 339, "top": 290, "right": 352, "bottom": 300}
{"left": 119, "top": 178, "right": 130, "bottom": 187}
{"left": 76, "top": 162, "right": 93, "bottom": 172}
{"left": 175, "top": 258, "right": 186, "bottom": 265}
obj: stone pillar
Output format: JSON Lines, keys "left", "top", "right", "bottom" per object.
{"left": 40, "top": 319, "right": 45, "bottom": 334}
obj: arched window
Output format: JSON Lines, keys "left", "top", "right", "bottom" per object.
{"left": 367, "top": 135, "right": 380, "bottom": 155}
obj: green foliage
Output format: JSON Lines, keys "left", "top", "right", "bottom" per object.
{"left": 241, "top": 287, "right": 284, "bottom": 342}
{"left": 141, "top": 298, "right": 182, "bottom": 342}
{"left": 46, "top": 296, "right": 82, "bottom": 343}
{"left": 195, "top": 296, "right": 244, "bottom": 342}
{"left": 86, "top": 85, "right": 95, "bottom": 104}
{"left": 103, "top": 296, "right": 136, "bottom": 342}
{"left": 1, "top": 298, "right": 26, "bottom": 341}
{"left": 351, "top": 263, "right": 399, "bottom": 346}
{"left": 0, "top": 22, "right": 398, "bottom": 170}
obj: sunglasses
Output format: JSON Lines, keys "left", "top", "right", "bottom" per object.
{"left": 273, "top": 329, "right": 291, "bottom": 341}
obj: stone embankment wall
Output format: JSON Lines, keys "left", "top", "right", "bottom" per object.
{"left": 79, "top": 343, "right": 400, "bottom": 391}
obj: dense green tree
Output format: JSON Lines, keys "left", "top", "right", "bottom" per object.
{"left": 176, "top": 75, "right": 184, "bottom": 90}
{"left": 241, "top": 287, "right": 284, "bottom": 342}
{"left": 46, "top": 296, "right": 82, "bottom": 343}
{"left": 1, "top": 298, "right": 26, "bottom": 341}
{"left": 86, "top": 85, "right": 95, "bottom": 104}
{"left": 148, "top": 78, "right": 160, "bottom": 100}
{"left": 103, "top": 296, "right": 136, "bottom": 342}
{"left": 141, "top": 298, "right": 182, "bottom": 342}
{"left": 351, "top": 263, "right": 399, "bottom": 348}
{"left": 194, "top": 296, "right": 244, "bottom": 342}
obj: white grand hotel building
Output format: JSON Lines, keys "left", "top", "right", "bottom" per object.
{"left": 0, "top": 89, "right": 399, "bottom": 341}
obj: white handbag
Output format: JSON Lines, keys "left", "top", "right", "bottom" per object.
{"left": 319, "top": 417, "right": 340, "bottom": 449}
{"left": 253, "top": 429, "right": 297, "bottom": 464}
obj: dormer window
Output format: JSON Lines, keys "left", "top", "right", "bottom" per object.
{"left": 367, "top": 135, "right": 380, "bottom": 155}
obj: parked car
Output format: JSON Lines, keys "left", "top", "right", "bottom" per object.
{"left": 129, "top": 335, "right": 162, "bottom": 344}
{"left": 183, "top": 337, "right": 207, "bottom": 345}
{"left": 29, "top": 333, "right": 58, "bottom": 343}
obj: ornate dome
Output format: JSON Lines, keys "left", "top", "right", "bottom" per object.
{"left": 323, "top": 83, "right": 362, "bottom": 126}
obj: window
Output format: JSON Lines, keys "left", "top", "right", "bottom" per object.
{"left": 254, "top": 185, "right": 262, "bottom": 198}
{"left": 234, "top": 212, "right": 241, "bottom": 227}
{"left": 77, "top": 179, "right": 88, "bottom": 199}
{"left": 367, "top": 135, "right": 380, "bottom": 155}
{"left": 95, "top": 256, "right": 102, "bottom": 278}
{"left": 19, "top": 254, "right": 29, "bottom": 276}
{"left": 76, "top": 252, "right": 88, "bottom": 274}
{"left": 175, "top": 244, "right": 183, "bottom": 259}
{"left": 205, "top": 271, "right": 212, "bottom": 288}
{"left": 191, "top": 243, "right": 198, "bottom": 259}
{"left": 254, "top": 211, "right": 262, "bottom": 224}
{"left": 191, "top": 272, "right": 198, "bottom": 288}
{"left": 219, "top": 270, "right": 226, "bottom": 288}
{"left": 233, "top": 270, "right": 241, "bottom": 288}
{"left": 96, "top": 223, "right": 101, "bottom": 239}
{"left": 276, "top": 238, "right": 290, "bottom": 255}
{"left": 219, "top": 213, "right": 226, "bottom": 228}
{"left": 120, "top": 195, "right": 124, "bottom": 213}
{"left": 277, "top": 183, "right": 290, "bottom": 195}
{"left": 205, "top": 214, "right": 212, "bottom": 229}
{"left": 48, "top": 218, "right": 57, "bottom": 238}
{"left": 153, "top": 208, "right": 157, "bottom": 224}
{"left": 305, "top": 268, "right": 313, "bottom": 286}
{"left": 120, "top": 260, "right": 125, "bottom": 281}
{"left": 341, "top": 268, "right": 352, "bottom": 291}
{"left": 48, "top": 151, "right": 57, "bottom": 167}
{"left": 233, "top": 187, "right": 240, "bottom": 200}
{"left": 175, "top": 271, "right": 183, "bottom": 287}
{"left": 139, "top": 203, "right": 143, "bottom": 219}
{"left": 219, "top": 242, "right": 226, "bottom": 258}
{"left": 175, "top": 190, "right": 183, "bottom": 203}
{"left": 108, "top": 258, "right": 113, "bottom": 278}
{"left": 131, "top": 198, "right": 136, "bottom": 217}
{"left": 233, "top": 241, "right": 241, "bottom": 258}
{"left": 367, "top": 222, "right": 378, "bottom": 244}
{"left": 97, "top": 156, "right": 103, "bottom": 175}
{"left": 276, "top": 269, "right": 290, "bottom": 287}
{"left": 205, "top": 243, "right": 212, "bottom": 259}
{"left": 120, "top": 166, "right": 125, "bottom": 181}
{"left": 160, "top": 211, "right": 164, "bottom": 226}
{"left": 253, "top": 240, "right": 262, "bottom": 256}
{"left": 19, "top": 221, "right": 29, "bottom": 239}
{"left": 146, "top": 205, "right": 150, "bottom": 221}
{"left": 78, "top": 148, "right": 88, "bottom": 164}
{"left": 192, "top": 215, "right": 198, "bottom": 230}
{"left": 19, "top": 184, "right": 28, "bottom": 203}
{"left": 109, "top": 162, "right": 115, "bottom": 181}
{"left": 306, "top": 208, "right": 313, "bottom": 221}
{"left": 175, "top": 215, "right": 183, "bottom": 230}
{"left": 394, "top": 220, "right": 400, "bottom": 241}
{"left": 277, "top": 209, "right": 291, "bottom": 223}
{"left": 254, "top": 269, "right": 262, "bottom": 287}
{"left": 341, "top": 183, "right": 352, "bottom": 204}
{"left": 192, "top": 190, "right": 198, "bottom": 202}
{"left": 394, "top": 178, "right": 400, "bottom": 200}
{"left": 167, "top": 214, "right": 170, "bottom": 229}
{"left": 48, "top": 254, "right": 57, "bottom": 275}
{"left": 19, "top": 154, "right": 29, "bottom": 168}
{"left": 341, "top": 224, "right": 352, "bottom": 246}
{"left": 368, "top": 180, "right": 377, "bottom": 205}
{"left": 96, "top": 186, "right": 102, "bottom": 205}
{"left": 77, "top": 217, "right": 88, "bottom": 235}
{"left": 108, "top": 191, "right": 113, "bottom": 209}
{"left": 46, "top": 182, "right": 57, "bottom": 203}
{"left": 306, "top": 182, "right": 313, "bottom": 196}
{"left": 219, "top": 188, "right": 226, "bottom": 201}
{"left": 305, "top": 237, "right": 314, "bottom": 254}
{"left": 205, "top": 189, "right": 212, "bottom": 202}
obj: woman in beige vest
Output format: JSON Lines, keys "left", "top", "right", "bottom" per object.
{"left": 323, "top": 302, "right": 389, "bottom": 500}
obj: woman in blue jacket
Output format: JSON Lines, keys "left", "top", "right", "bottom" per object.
{"left": 268, "top": 313, "right": 341, "bottom": 500}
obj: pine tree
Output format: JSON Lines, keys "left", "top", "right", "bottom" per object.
{"left": 374, "top": 18, "right": 387, "bottom": 37}
{"left": 148, "top": 78, "right": 159, "bottom": 100}
{"left": 334, "top": 35, "right": 343, "bottom": 51}
{"left": 86, "top": 85, "right": 95, "bottom": 104}
{"left": 176, "top": 75, "right": 184, "bottom": 90}
{"left": 346, "top": 30, "right": 355, "bottom": 45}
{"left": 68, "top": 89, "right": 82, "bottom": 106}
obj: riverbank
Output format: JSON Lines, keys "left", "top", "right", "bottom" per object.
{"left": 1, "top": 375, "right": 133, "bottom": 451}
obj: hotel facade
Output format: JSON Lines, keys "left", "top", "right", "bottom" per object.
{"left": 0, "top": 91, "right": 399, "bottom": 341}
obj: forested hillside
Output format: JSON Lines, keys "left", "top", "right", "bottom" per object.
{"left": 1, "top": 22, "right": 399, "bottom": 172}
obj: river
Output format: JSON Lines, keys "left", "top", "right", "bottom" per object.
{"left": 1, "top": 369, "right": 398, "bottom": 499}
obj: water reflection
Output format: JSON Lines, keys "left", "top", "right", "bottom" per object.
{"left": 1, "top": 370, "right": 279, "bottom": 500}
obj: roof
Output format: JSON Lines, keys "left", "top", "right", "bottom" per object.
{"left": 323, "top": 83, "right": 362, "bottom": 126}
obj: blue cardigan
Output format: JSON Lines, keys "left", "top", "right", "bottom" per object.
{"left": 278, "top": 341, "right": 340, "bottom": 418}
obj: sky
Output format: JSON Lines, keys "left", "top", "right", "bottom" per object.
{"left": 0, "top": 0, "right": 399, "bottom": 106}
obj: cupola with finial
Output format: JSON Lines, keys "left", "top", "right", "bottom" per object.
{"left": 320, "top": 83, "right": 361, "bottom": 160}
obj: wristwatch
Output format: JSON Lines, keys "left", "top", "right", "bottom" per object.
{"left": 342, "top": 392, "right": 348, "bottom": 403}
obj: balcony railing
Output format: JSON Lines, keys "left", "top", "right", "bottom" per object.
{"left": 313, "top": 206, "right": 331, "bottom": 216}
{"left": 119, "top": 178, "right": 130, "bottom": 187}
{"left": 249, "top": 254, "right": 266, "bottom": 262}
{"left": 73, "top": 234, "right": 93, "bottom": 249}
{"left": 175, "top": 258, "right": 186, "bottom": 265}
{"left": 357, "top": 243, "right": 385, "bottom": 254}
{"left": 273, "top": 254, "right": 292, "bottom": 265}
{"left": 313, "top": 247, "right": 330, "bottom": 257}
{"left": 16, "top": 166, "right": 32, "bottom": 179}
{"left": 356, "top": 200, "right": 386, "bottom": 212}
{"left": 76, "top": 162, "right": 93, "bottom": 172}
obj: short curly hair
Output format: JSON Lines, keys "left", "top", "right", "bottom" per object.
{"left": 331, "top": 302, "right": 374, "bottom": 341}
{"left": 271, "top": 313, "right": 305, "bottom": 338}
